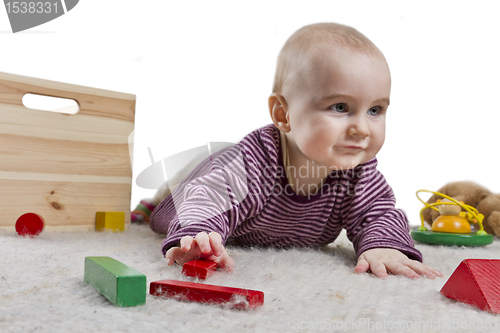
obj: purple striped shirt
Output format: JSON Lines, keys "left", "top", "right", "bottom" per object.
{"left": 150, "top": 124, "right": 422, "bottom": 261}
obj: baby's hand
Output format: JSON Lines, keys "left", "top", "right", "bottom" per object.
{"left": 165, "top": 231, "right": 234, "bottom": 272}
{"left": 354, "top": 248, "right": 443, "bottom": 279}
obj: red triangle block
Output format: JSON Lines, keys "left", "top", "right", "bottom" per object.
{"left": 441, "top": 259, "right": 500, "bottom": 314}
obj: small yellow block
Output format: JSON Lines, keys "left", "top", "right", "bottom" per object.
{"left": 96, "top": 212, "right": 125, "bottom": 232}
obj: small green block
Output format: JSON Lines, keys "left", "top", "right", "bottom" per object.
{"left": 84, "top": 256, "right": 146, "bottom": 307}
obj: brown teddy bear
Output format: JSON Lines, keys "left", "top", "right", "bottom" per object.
{"left": 422, "top": 181, "right": 500, "bottom": 237}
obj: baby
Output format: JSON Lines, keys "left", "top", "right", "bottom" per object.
{"left": 146, "top": 22, "right": 442, "bottom": 279}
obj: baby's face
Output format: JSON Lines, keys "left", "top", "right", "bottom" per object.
{"left": 285, "top": 46, "right": 391, "bottom": 170}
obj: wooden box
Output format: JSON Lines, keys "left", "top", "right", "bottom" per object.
{"left": 0, "top": 72, "right": 135, "bottom": 231}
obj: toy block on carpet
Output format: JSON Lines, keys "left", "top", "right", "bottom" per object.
{"left": 150, "top": 279, "right": 264, "bottom": 309}
{"left": 440, "top": 259, "right": 500, "bottom": 314}
{"left": 95, "top": 212, "right": 125, "bottom": 231}
{"left": 84, "top": 256, "right": 146, "bottom": 307}
{"left": 182, "top": 259, "right": 217, "bottom": 279}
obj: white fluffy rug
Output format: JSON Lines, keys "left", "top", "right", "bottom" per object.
{"left": 1, "top": 224, "right": 498, "bottom": 333}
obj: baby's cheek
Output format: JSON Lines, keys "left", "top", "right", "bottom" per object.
{"left": 297, "top": 117, "right": 336, "bottom": 156}
{"left": 371, "top": 123, "right": 386, "bottom": 145}
{"left": 306, "top": 132, "right": 332, "bottom": 157}
{"left": 372, "top": 132, "right": 386, "bottom": 152}
{"left": 297, "top": 138, "right": 316, "bottom": 157}
{"left": 293, "top": 133, "right": 318, "bottom": 159}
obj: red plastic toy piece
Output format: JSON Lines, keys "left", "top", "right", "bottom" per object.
{"left": 150, "top": 279, "right": 264, "bottom": 309}
{"left": 182, "top": 259, "right": 217, "bottom": 279}
{"left": 15, "top": 213, "right": 44, "bottom": 237}
{"left": 440, "top": 259, "right": 500, "bottom": 314}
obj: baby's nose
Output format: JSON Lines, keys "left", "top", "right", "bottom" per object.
{"left": 348, "top": 118, "right": 370, "bottom": 138}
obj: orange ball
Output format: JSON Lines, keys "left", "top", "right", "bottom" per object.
{"left": 432, "top": 215, "right": 471, "bottom": 233}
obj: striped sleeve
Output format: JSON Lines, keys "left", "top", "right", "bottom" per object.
{"left": 149, "top": 126, "right": 279, "bottom": 255}
{"left": 342, "top": 166, "right": 422, "bottom": 262}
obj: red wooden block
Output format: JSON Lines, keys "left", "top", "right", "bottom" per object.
{"left": 182, "top": 259, "right": 217, "bottom": 279}
{"left": 441, "top": 259, "right": 500, "bottom": 314}
{"left": 150, "top": 279, "right": 264, "bottom": 309}
{"left": 15, "top": 213, "right": 44, "bottom": 237}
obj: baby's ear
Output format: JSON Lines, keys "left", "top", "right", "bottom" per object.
{"left": 268, "top": 93, "right": 290, "bottom": 132}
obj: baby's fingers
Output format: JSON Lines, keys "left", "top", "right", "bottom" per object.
{"left": 386, "top": 261, "right": 420, "bottom": 279}
{"left": 194, "top": 232, "right": 211, "bottom": 254}
{"left": 354, "top": 258, "right": 370, "bottom": 274}
{"left": 405, "top": 261, "right": 443, "bottom": 279}
{"left": 180, "top": 236, "right": 195, "bottom": 252}
{"left": 208, "top": 232, "right": 223, "bottom": 257}
{"left": 215, "top": 249, "right": 235, "bottom": 273}
{"left": 165, "top": 247, "right": 186, "bottom": 266}
{"left": 369, "top": 260, "right": 389, "bottom": 278}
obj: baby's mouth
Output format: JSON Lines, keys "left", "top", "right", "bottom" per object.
{"left": 336, "top": 145, "right": 364, "bottom": 150}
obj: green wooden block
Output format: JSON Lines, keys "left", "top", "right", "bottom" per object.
{"left": 84, "top": 256, "right": 146, "bottom": 307}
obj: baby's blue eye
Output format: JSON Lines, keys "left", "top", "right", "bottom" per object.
{"left": 330, "top": 103, "right": 348, "bottom": 113}
{"left": 368, "top": 106, "right": 380, "bottom": 116}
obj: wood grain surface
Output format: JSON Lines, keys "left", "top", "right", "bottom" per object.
{"left": 0, "top": 72, "right": 135, "bottom": 231}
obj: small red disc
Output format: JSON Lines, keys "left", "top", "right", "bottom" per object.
{"left": 15, "top": 213, "right": 44, "bottom": 237}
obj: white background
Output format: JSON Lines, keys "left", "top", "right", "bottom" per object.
{"left": 1, "top": 0, "right": 499, "bottom": 225}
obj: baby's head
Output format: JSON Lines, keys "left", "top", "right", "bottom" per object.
{"left": 269, "top": 23, "right": 391, "bottom": 170}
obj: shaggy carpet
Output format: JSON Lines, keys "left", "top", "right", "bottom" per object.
{"left": 0, "top": 224, "right": 498, "bottom": 333}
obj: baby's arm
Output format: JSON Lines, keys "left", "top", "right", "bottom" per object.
{"left": 150, "top": 146, "right": 250, "bottom": 260}
{"left": 354, "top": 248, "right": 443, "bottom": 279}
{"left": 342, "top": 166, "right": 441, "bottom": 278}
{"left": 165, "top": 231, "right": 234, "bottom": 272}
{"left": 151, "top": 136, "right": 276, "bottom": 272}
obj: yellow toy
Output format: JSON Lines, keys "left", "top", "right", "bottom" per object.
{"left": 430, "top": 198, "right": 471, "bottom": 233}
{"left": 411, "top": 190, "right": 493, "bottom": 246}
{"left": 95, "top": 212, "right": 126, "bottom": 232}
{"left": 422, "top": 181, "right": 500, "bottom": 237}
